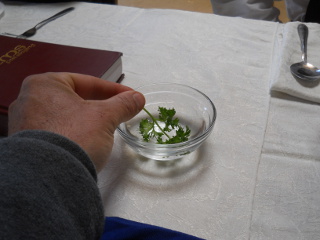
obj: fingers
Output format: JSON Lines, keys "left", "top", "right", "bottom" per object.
{"left": 101, "top": 90, "right": 145, "bottom": 129}
{"left": 61, "top": 72, "right": 146, "bottom": 127}
{"left": 22, "top": 72, "right": 135, "bottom": 101}
{"left": 59, "top": 72, "right": 134, "bottom": 100}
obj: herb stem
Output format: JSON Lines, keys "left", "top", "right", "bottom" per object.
{"left": 142, "top": 107, "right": 171, "bottom": 139}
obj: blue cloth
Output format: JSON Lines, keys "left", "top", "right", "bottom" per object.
{"left": 101, "top": 217, "right": 204, "bottom": 240}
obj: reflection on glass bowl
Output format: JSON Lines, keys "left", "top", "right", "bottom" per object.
{"left": 117, "top": 83, "right": 217, "bottom": 161}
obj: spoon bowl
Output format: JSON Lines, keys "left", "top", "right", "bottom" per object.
{"left": 290, "top": 62, "right": 320, "bottom": 82}
{"left": 290, "top": 24, "right": 320, "bottom": 82}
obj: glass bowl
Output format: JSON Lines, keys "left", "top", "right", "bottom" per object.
{"left": 117, "top": 83, "right": 216, "bottom": 161}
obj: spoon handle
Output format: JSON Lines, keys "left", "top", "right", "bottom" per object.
{"left": 298, "top": 24, "right": 308, "bottom": 63}
{"left": 35, "top": 7, "right": 75, "bottom": 30}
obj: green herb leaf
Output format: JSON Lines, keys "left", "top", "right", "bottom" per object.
{"left": 139, "top": 118, "right": 154, "bottom": 142}
{"left": 139, "top": 107, "right": 191, "bottom": 144}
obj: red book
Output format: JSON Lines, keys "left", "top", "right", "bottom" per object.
{"left": 0, "top": 35, "right": 124, "bottom": 136}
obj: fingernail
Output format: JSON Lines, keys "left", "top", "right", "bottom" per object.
{"left": 133, "top": 92, "right": 145, "bottom": 109}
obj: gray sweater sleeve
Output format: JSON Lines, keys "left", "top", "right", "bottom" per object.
{"left": 0, "top": 130, "right": 104, "bottom": 240}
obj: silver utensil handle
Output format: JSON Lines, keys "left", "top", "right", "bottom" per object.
{"left": 35, "top": 7, "right": 75, "bottom": 30}
{"left": 298, "top": 23, "right": 308, "bottom": 63}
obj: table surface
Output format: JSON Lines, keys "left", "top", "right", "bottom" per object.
{"left": 1, "top": 2, "right": 320, "bottom": 239}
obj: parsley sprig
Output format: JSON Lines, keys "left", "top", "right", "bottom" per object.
{"left": 139, "top": 107, "right": 191, "bottom": 144}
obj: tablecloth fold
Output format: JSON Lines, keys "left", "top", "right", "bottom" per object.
{"left": 270, "top": 22, "right": 320, "bottom": 103}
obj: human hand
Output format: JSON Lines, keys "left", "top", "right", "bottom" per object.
{"left": 8, "top": 72, "right": 145, "bottom": 172}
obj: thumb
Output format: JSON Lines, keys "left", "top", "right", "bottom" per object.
{"left": 104, "top": 90, "right": 145, "bottom": 128}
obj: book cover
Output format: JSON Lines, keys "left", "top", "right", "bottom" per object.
{"left": 0, "top": 35, "right": 123, "bottom": 136}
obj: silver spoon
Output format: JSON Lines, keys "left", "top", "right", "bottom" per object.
{"left": 3, "top": 7, "right": 74, "bottom": 38}
{"left": 290, "top": 24, "right": 320, "bottom": 82}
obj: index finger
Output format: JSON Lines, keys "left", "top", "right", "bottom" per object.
{"left": 54, "top": 72, "right": 133, "bottom": 100}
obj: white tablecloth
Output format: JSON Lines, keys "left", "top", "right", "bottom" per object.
{"left": 1, "top": 2, "right": 319, "bottom": 239}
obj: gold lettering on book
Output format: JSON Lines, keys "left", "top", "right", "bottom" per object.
{"left": 0, "top": 44, "right": 36, "bottom": 65}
